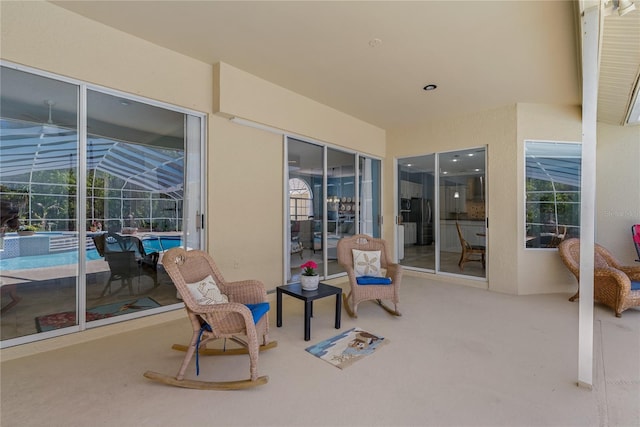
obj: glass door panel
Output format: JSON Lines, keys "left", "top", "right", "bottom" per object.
{"left": 327, "top": 148, "right": 356, "bottom": 276}
{"left": 359, "top": 156, "right": 381, "bottom": 238}
{"left": 397, "top": 154, "right": 435, "bottom": 270}
{"left": 287, "top": 138, "right": 324, "bottom": 283}
{"left": 438, "top": 148, "right": 486, "bottom": 278}
{"left": 0, "top": 66, "right": 79, "bottom": 340}
{"left": 86, "top": 89, "right": 192, "bottom": 317}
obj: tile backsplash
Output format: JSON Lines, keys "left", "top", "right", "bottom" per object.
{"left": 467, "top": 201, "right": 485, "bottom": 220}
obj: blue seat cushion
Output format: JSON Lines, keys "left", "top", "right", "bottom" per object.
{"left": 356, "top": 275, "right": 392, "bottom": 285}
{"left": 245, "top": 302, "right": 270, "bottom": 323}
{"left": 631, "top": 281, "right": 640, "bottom": 291}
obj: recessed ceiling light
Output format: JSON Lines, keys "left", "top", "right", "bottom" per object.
{"left": 423, "top": 84, "right": 437, "bottom": 91}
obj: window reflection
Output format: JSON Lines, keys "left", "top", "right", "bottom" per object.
{"left": 0, "top": 66, "right": 203, "bottom": 345}
{"left": 525, "top": 141, "right": 581, "bottom": 248}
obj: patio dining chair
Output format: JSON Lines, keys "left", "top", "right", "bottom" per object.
{"left": 100, "top": 250, "right": 139, "bottom": 297}
{"left": 456, "top": 221, "right": 486, "bottom": 271}
{"left": 92, "top": 232, "right": 160, "bottom": 296}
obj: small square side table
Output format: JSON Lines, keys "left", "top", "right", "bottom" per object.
{"left": 276, "top": 282, "right": 342, "bottom": 341}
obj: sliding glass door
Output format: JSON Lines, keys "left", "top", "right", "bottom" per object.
{"left": 397, "top": 148, "right": 486, "bottom": 278}
{"left": 0, "top": 63, "right": 205, "bottom": 346}
{"left": 286, "top": 138, "right": 381, "bottom": 282}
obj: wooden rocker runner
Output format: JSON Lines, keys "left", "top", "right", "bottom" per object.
{"left": 336, "top": 234, "right": 402, "bottom": 318}
{"left": 143, "top": 248, "right": 277, "bottom": 390}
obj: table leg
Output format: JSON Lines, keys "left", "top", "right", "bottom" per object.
{"left": 276, "top": 289, "right": 283, "bottom": 327}
{"left": 335, "top": 291, "right": 341, "bottom": 329}
{"left": 304, "top": 300, "right": 312, "bottom": 341}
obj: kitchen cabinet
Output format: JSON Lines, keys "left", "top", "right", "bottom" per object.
{"left": 440, "top": 187, "right": 466, "bottom": 219}
{"left": 403, "top": 222, "right": 417, "bottom": 245}
{"left": 400, "top": 180, "right": 423, "bottom": 199}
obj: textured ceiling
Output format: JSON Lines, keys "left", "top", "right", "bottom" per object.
{"left": 51, "top": 0, "right": 585, "bottom": 131}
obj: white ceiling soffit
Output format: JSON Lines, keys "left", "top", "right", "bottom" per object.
{"left": 598, "top": 8, "right": 640, "bottom": 125}
{"left": 51, "top": 1, "right": 580, "bottom": 131}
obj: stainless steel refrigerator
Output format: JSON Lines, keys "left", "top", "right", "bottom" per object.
{"left": 409, "top": 198, "right": 433, "bottom": 245}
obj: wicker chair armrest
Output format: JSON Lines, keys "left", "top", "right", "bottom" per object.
{"left": 197, "top": 302, "right": 255, "bottom": 332}
{"left": 191, "top": 301, "right": 245, "bottom": 313}
{"left": 385, "top": 263, "right": 402, "bottom": 285}
{"left": 594, "top": 267, "right": 631, "bottom": 290}
{"left": 224, "top": 279, "right": 267, "bottom": 304}
{"left": 618, "top": 265, "right": 640, "bottom": 280}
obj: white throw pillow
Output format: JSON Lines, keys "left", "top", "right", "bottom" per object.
{"left": 352, "top": 249, "right": 382, "bottom": 277}
{"left": 185, "top": 275, "right": 229, "bottom": 305}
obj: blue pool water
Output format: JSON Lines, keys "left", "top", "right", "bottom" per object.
{"left": 0, "top": 236, "right": 183, "bottom": 271}
{"left": 141, "top": 236, "right": 182, "bottom": 253}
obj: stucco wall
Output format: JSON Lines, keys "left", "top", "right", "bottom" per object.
{"left": 596, "top": 122, "right": 640, "bottom": 264}
{"left": 214, "top": 62, "right": 386, "bottom": 157}
{"left": 208, "top": 115, "right": 284, "bottom": 287}
{"left": 0, "top": 1, "right": 213, "bottom": 114}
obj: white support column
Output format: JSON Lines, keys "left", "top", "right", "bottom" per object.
{"left": 578, "top": 4, "right": 600, "bottom": 389}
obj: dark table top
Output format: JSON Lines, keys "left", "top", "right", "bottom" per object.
{"left": 277, "top": 282, "right": 342, "bottom": 301}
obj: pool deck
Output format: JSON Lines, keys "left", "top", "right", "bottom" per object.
{"left": 0, "top": 260, "right": 110, "bottom": 286}
{"left": 0, "top": 232, "right": 180, "bottom": 286}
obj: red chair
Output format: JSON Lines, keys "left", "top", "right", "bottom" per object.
{"left": 632, "top": 224, "right": 640, "bottom": 262}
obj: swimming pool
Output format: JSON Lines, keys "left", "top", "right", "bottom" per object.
{"left": 0, "top": 236, "right": 183, "bottom": 271}
{"left": 141, "top": 236, "right": 182, "bottom": 253}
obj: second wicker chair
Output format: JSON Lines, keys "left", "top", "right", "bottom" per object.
{"left": 558, "top": 238, "right": 640, "bottom": 317}
{"left": 337, "top": 234, "right": 401, "bottom": 318}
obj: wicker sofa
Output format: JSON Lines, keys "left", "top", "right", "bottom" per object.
{"left": 558, "top": 238, "right": 640, "bottom": 317}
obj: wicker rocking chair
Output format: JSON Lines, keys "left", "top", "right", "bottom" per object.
{"left": 144, "top": 248, "right": 277, "bottom": 390}
{"left": 558, "top": 238, "right": 640, "bottom": 317}
{"left": 336, "top": 234, "right": 401, "bottom": 318}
